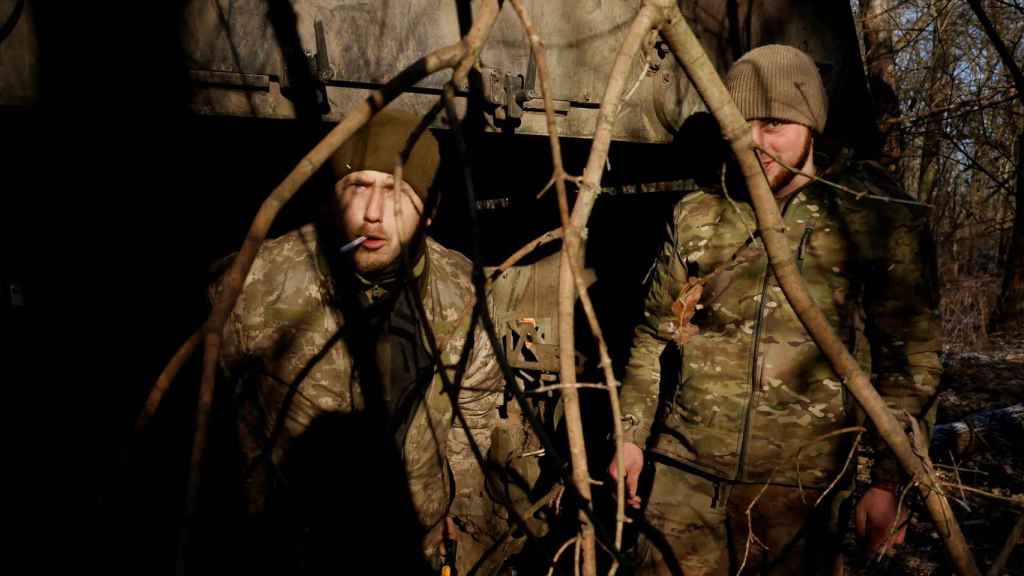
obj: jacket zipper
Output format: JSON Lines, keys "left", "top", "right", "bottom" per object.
{"left": 796, "top": 226, "right": 814, "bottom": 272}
{"left": 735, "top": 195, "right": 797, "bottom": 482}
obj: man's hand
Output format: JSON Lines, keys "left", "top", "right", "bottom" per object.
{"left": 608, "top": 442, "right": 644, "bottom": 509}
{"left": 855, "top": 485, "right": 908, "bottom": 555}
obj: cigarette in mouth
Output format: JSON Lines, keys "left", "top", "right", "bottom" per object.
{"left": 340, "top": 235, "right": 367, "bottom": 254}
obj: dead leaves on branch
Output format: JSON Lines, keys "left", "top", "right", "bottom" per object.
{"left": 663, "top": 277, "right": 704, "bottom": 346}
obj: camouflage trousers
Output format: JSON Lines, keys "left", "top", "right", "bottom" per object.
{"left": 634, "top": 460, "right": 845, "bottom": 575}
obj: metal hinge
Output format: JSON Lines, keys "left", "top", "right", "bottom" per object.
{"left": 480, "top": 49, "right": 571, "bottom": 126}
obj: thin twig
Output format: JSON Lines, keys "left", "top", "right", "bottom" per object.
{"left": 135, "top": 328, "right": 203, "bottom": 433}
{"left": 433, "top": 84, "right": 587, "bottom": 564}
{"left": 815, "top": 430, "right": 864, "bottom": 507}
{"left": 795, "top": 426, "right": 868, "bottom": 502}
{"left": 549, "top": 4, "right": 668, "bottom": 572}
{"left": 986, "top": 512, "right": 1024, "bottom": 576}
{"left": 877, "top": 478, "right": 917, "bottom": 560}
{"left": 474, "top": 482, "right": 565, "bottom": 570}
{"left": 393, "top": 163, "right": 406, "bottom": 242}
{"left": 753, "top": 145, "right": 934, "bottom": 208}
{"left": 907, "top": 416, "right": 949, "bottom": 501}
{"left": 537, "top": 173, "right": 583, "bottom": 200}
{"left": 621, "top": 37, "right": 654, "bottom": 106}
{"left": 934, "top": 463, "right": 988, "bottom": 475}
{"left": 547, "top": 537, "right": 580, "bottom": 576}
{"left": 575, "top": 537, "right": 583, "bottom": 576}
{"left": 937, "top": 482, "right": 1024, "bottom": 506}
{"left": 388, "top": 93, "right": 558, "bottom": 566}
{"left": 949, "top": 451, "right": 972, "bottom": 513}
{"left": 510, "top": 1, "right": 653, "bottom": 571}
{"left": 736, "top": 477, "right": 773, "bottom": 576}
{"left": 529, "top": 383, "right": 610, "bottom": 394}
{"left": 735, "top": 426, "right": 866, "bottom": 574}
{"left": 437, "top": 227, "right": 564, "bottom": 357}
{"left": 881, "top": 91, "right": 1018, "bottom": 127}
{"left": 536, "top": 174, "right": 557, "bottom": 200}
{"left": 488, "top": 228, "right": 565, "bottom": 283}
{"left": 965, "top": 0, "right": 1024, "bottom": 108}
{"left": 442, "top": 70, "right": 622, "bottom": 568}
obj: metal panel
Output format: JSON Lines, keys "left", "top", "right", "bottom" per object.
{"left": 178, "top": 0, "right": 684, "bottom": 141}
{"left": 178, "top": 0, "right": 874, "bottom": 146}
{"left": 1, "top": 1, "right": 875, "bottom": 149}
{"left": 0, "top": 0, "right": 37, "bottom": 107}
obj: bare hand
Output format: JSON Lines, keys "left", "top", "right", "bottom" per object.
{"left": 855, "top": 485, "right": 908, "bottom": 555}
{"left": 608, "top": 442, "right": 644, "bottom": 509}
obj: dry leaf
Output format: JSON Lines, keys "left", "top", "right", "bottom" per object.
{"left": 669, "top": 278, "right": 704, "bottom": 346}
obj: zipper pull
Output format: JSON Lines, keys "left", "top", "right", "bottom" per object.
{"left": 796, "top": 226, "right": 814, "bottom": 271}
{"left": 757, "top": 353, "right": 768, "bottom": 393}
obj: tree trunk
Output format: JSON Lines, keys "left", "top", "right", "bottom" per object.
{"left": 965, "top": 0, "right": 1024, "bottom": 332}
{"left": 991, "top": 132, "right": 1024, "bottom": 332}
{"left": 859, "top": 0, "right": 902, "bottom": 166}
{"left": 916, "top": 4, "right": 951, "bottom": 204}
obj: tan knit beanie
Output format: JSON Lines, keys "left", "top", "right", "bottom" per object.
{"left": 725, "top": 44, "right": 827, "bottom": 134}
{"left": 330, "top": 109, "right": 440, "bottom": 201}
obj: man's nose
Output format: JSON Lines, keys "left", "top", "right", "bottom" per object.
{"left": 364, "top": 183, "right": 386, "bottom": 223}
{"left": 750, "top": 124, "right": 765, "bottom": 149}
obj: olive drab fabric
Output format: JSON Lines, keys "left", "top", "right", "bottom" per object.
{"left": 620, "top": 155, "right": 942, "bottom": 488}
{"left": 329, "top": 110, "right": 441, "bottom": 202}
{"left": 635, "top": 460, "right": 842, "bottom": 575}
{"left": 210, "top": 224, "right": 501, "bottom": 541}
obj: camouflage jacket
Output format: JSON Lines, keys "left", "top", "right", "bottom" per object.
{"left": 620, "top": 158, "right": 942, "bottom": 487}
{"left": 211, "top": 224, "right": 501, "bottom": 530}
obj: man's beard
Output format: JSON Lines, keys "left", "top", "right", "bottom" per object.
{"left": 767, "top": 132, "right": 813, "bottom": 193}
{"left": 354, "top": 227, "right": 426, "bottom": 279}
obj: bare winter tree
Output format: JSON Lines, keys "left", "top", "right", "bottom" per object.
{"left": 860, "top": 0, "right": 905, "bottom": 166}
{"left": 856, "top": 0, "right": 1023, "bottom": 345}
{"left": 964, "top": 0, "right": 1024, "bottom": 333}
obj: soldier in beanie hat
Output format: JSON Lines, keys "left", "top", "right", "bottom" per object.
{"left": 328, "top": 109, "right": 441, "bottom": 277}
{"left": 611, "top": 45, "right": 942, "bottom": 574}
{"left": 725, "top": 44, "right": 828, "bottom": 134}
{"left": 208, "top": 108, "right": 504, "bottom": 572}
{"left": 725, "top": 44, "right": 827, "bottom": 198}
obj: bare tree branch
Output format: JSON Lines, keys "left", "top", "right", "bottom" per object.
{"left": 135, "top": 328, "right": 202, "bottom": 433}
{"left": 986, "top": 512, "right": 1024, "bottom": 576}
{"left": 966, "top": 0, "right": 1024, "bottom": 108}
{"left": 547, "top": 2, "right": 669, "bottom": 572}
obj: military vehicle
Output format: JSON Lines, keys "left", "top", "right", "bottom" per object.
{"left": 0, "top": 1, "right": 879, "bottom": 572}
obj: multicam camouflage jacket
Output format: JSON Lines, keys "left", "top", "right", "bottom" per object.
{"left": 211, "top": 224, "right": 501, "bottom": 532}
{"left": 620, "top": 157, "right": 942, "bottom": 487}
